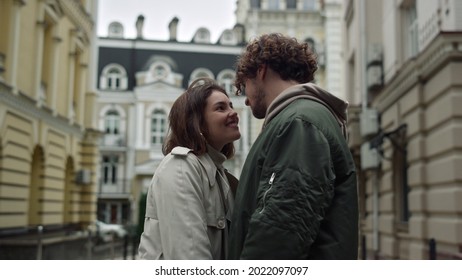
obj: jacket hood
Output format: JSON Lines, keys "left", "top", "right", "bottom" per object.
{"left": 263, "top": 83, "right": 349, "bottom": 139}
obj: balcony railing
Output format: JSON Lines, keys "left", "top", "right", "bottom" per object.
{"left": 102, "top": 134, "right": 126, "bottom": 146}
{"left": 98, "top": 179, "right": 131, "bottom": 198}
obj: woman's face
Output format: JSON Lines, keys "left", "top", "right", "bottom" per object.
{"left": 203, "top": 90, "right": 241, "bottom": 151}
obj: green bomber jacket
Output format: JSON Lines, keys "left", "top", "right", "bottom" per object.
{"left": 228, "top": 83, "right": 359, "bottom": 260}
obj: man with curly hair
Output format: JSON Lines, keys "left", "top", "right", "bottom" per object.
{"left": 228, "top": 33, "right": 358, "bottom": 259}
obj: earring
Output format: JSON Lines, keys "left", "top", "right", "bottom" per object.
{"left": 200, "top": 132, "right": 207, "bottom": 143}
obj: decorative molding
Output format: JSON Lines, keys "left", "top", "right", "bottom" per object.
{"left": 0, "top": 82, "right": 83, "bottom": 137}
{"left": 374, "top": 32, "right": 462, "bottom": 112}
{"left": 98, "top": 38, "right": 243, "bottom": 55}
{"left": 13, "top": 0, "right": 26, "bottom": 6}
{"left": 58, "top": 0, "right": 93, "bottom": 44}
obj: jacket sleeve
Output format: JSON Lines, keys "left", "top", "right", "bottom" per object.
{"left": 140, "top": 154, "right": 213, "bottom": 259}
{"left": 240, "top": 117, "right": 335, "bottom": 259}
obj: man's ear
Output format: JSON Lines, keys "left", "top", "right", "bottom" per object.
{"left": 257, "top": 64, "right": 267, "bottom": 80}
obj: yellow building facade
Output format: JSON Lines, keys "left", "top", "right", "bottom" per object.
{"left": 0, "top": 0, "right": 99, "bottom": 258}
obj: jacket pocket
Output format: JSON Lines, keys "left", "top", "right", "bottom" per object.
{"left": 259, "top": 172, "right": 276, "bottom": 214}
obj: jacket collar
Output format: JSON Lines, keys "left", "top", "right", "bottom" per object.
{"left": 196, "top": 145, "right": 226, "bottom": 187}
{"left": 263, "top": 83, "right": 349, "bottom": 139}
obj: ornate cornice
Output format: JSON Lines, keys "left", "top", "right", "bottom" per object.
{"left": 13, "top": 0, "right": 27, "bottom": 6}
{"left": 0, "top": 82, "right": 83, "bottom": 137}
{"left": 58, "top": 0, "right": 93, "bottom": 44}
{"left": 374, "top": 32, "right": 462, "bottom": 112}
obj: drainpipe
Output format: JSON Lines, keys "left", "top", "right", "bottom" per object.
{"left": 359, "top": 0, "right": 379, "bottom": 257}
{"left": 359, "top": 0, "right": 367, "bottom": 113}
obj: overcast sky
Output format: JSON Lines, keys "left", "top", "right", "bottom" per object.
{"left": 97, "top": 0, "right": 237, "bottom": 42}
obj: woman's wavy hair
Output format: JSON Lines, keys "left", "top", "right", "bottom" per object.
{"left": 234, "top": 33, "right": 318, "bottom": 95}
{"left": 162, "top": 77, "right": 235, "bottom": 159}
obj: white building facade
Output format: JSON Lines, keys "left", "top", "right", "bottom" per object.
{"left": 343, "top": 0, "right": 462, "bottom": 259}
{"left": 95, "top": 19, "right": 250, "bottom": 227}
{"left": 235, "top": 0, "right": 345, "bottom": 142}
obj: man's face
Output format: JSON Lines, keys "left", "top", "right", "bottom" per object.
{"left": 244, "top": 78, "right": 267, "bottom": 119}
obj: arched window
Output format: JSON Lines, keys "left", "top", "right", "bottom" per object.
{"left": 100, "top": 64, "right": 128, "bottom": 90}
{"left": 219, "top": 30, "right": 237, "bottom": 45}
{"left": 217, "top": 70, "right": 236, "bottom": 94}
{"left": 108, "top": 22, "right": 124, "bottom": 38}
{"left": 193, "top": 28, "right": 211, "bottom": 44}
{"left": 104, "top": 110, "right": 120, "bottom": 135}
{"left": 145, "top": 61, "right": 171, "bottom": 83}
{"left": 189, "top": 68, "right": 214, "bottom": 85}
{"left": 151, "top": 109, "right": 167, "bottom": 145}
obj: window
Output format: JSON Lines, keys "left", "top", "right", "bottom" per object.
{"left": 301, "top": 0, "right": 316, "bottom": 10}
{"left": 189, "top": 68, "right": 214, "bottom": 84}
{"left": 391, "top": 125, "right": 409, "bottom": 229}
{"left": 108, "top": 22, "right": 124, "bottom": 38}
{"left": 286, "top": 0, "right": 297, "bottom": 9}
{"left": 37, "top": 2, "right": 63, "bottom": 109}
{"left": 151, "top": 109, "right": 167, "bottom": 145}
{"left": 71, "top": 47, "right": 83, "bottom": 123}
{"left": 40, "top": 14, "right": 54, "bottom": 106}
{"left": 100, "top": 64, "right": 128, "bottom": 90}
{"left": 194, "top": 28, "right": 211, "bottom": 44}
{"left": 404, "top": 2, "right": 418, "bottom": 59}
{"left": 102, "top": 155, "right": 118, "bottom": 184}
{"left": 217, "top": 70, "right": 235, "bottom": 94}
{"left": 104, "top": 110, "right": 120, "bottom": 135}
{"left": 219, "top": 30, "right": 237, "bottom": 45}
{"left": 99, "top": 105, "right": 126, "bottom": 140}
{"left": 305, "top": 37, "right": 316, "bottom": 53}
{"left": 107, "top": 69, "right": 122, "bottom": 88}
{"left": 250, "top": 0, "right": 261, "bottom": 8}
{"left": 144, "top": 61, "right": 172, "bottom": 84}
{"left": 268, "top": 0, "right": 279, "bottom": 10}
{"left": 153, "top": 64, "right": 167, "bottom": 78}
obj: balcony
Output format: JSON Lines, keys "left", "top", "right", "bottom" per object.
{"left": 98, "top": 179, "right": 131, "bottom": 199}
{"left": 102, "top": 134, "right": 126, "bottom": 147}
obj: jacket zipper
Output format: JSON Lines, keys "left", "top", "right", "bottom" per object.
{"left": 259, "top": 172, "right": 276, "bottom": 214}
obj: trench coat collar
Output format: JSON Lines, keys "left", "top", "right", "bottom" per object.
{"left": 196, "top": 145, "right": 226, "bottom": 187}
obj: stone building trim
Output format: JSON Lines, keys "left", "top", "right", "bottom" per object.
{"left": 374, "top": 32, "right": 462, "bottom": 112}
{"left": 0, "top": 82, "right": 83, "bottom": 137}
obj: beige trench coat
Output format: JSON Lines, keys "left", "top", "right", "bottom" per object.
{"left": 138, "top": 146, "right": 237, "bottom": 259}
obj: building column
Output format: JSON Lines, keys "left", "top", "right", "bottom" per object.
{"left": 6, "top": 0, "right": 26, "bottom": 94}
{"left": 135, "top": 102, "right": 145, "bottom": 148}
{"left": 67, "top": 49, "right": 76, "bottom": 124}
{"left": 77, "top": 62, "right": 88, "bottom": 126}
{"left": 80, "top": 129, "right": 103, "bottom": 224}
{"left": 34, "top": 2, "right": 46, "bottom": 106}
{"left": 50, "top": 27, "right": 62, "bottom": 115}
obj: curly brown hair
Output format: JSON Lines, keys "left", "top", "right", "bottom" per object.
{"left": 162, "top": 77, "right": 235, "bottom": 158}
{"left": 234, "top": 33, "right": 318, "bottom": 95}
